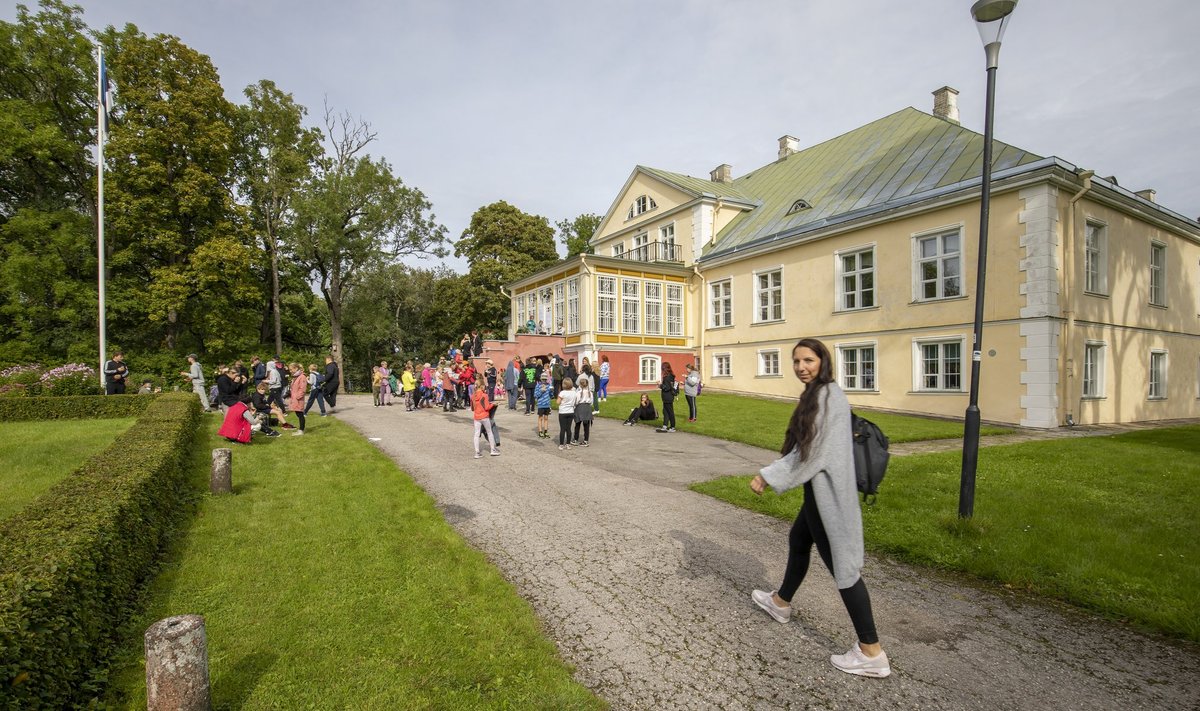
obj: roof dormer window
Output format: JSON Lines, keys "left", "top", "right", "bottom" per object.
{"left": 786, "top": 199, "right": 812, "bottom": 215}
{"left": 626, "top": 195, "right": 657, "bottom": 220}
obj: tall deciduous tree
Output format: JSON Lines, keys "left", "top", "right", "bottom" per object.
{"left": 102, "top": 26, "right": 261, "bottom": 354}
{"left": 290, "top": 107, "right": 447, "bottom": 388}
{"left": 455, "top": 201, "right": 559, "bottom": 331}
{"left": 556, "top": 212, "right": 600, "bottom": 257}
{"left": 235, "top": 79, "right": 321, "bottom": 356}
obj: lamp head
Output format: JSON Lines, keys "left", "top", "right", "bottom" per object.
{"left": 971, "top": 0, "right": 1018, "bottom": 69}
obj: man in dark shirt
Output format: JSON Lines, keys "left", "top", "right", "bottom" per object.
{"left": 322, "top": 355, "right": 340, "bottom": 410}
{"left": 103, "top": 352, "right": 128, "bottom": 395}
{"left": 251, "top": 356, "right": 267, "bottom": 388}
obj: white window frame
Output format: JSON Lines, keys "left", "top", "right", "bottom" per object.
{"left": 632, "top": 233, "right": 649, "bottom": 261}
{"left": 639, "top": 355, "right": 661, "bottom": 384}
{"left": 666, "top": 283, "right": 684, "bottom": 337}
{"left": 567, "top": 278, "right": 580, "bottom": 334}
{"left": 838, "top": 342, "right": 878, "bottom": 392}
{"left": 913, "top": 227, "right": 963, "bottom": 301}
{"left": 621, "top": 278, "right": 640, "bottom": 334}
{"left": 913, "top": 337, "right": 964, "bottom": 392}
{"left": 710, "top": 279, "right": 732, "bottom": 328}
{"left": 753, "top": 267, "right": 784, "bottom": 323}
{"left": 627, "top": 194, "right": 658, "bottom": 220}
{"left": 553, "top": 282, "right": 565, "bottom": 334}
{"left": 597, "top": 276, "right": 616, "bottom": 333}
{"left": 1149, "top": 350, "right": 1167, "bottom": 399}
{"left": 712, "top": 353, "right": 731, "bottom": 378}
{"left": 1149, "top": 241, "right": 1166, "bottom": 307}
{"left": 644, "top": 281, "right": 663, "bottom": 336}
{"left": 757, "top": 349, "right": 782, "bottom": 377}
{"left": 1082, "top": 341, "right": 1105, "bottom": 399}
{"left": 517, "top": 294, "right": 527, "bottom": 328}
{"left": 1084, "top": 220, "right": 1108, "bottom": 295}
{"left": 835, "top": 245, "right": 876, "bottom": 311}
{"left": 660, "top": 222, "right": 676, "bottom": 260}
{"left": 612, "top": 241, "right": 625, "bottom": 258}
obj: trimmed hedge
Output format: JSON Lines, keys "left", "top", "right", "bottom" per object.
{"left": 0, "top": 394, "right": 154, "bottom": 422}
{"left": 0, "top": 393, "right": 201, "bottom": 708}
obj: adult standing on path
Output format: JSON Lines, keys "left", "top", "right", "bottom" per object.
{"left": 471, "top": 373, "right": 499, "bottom": 458}
{"left": 683, "top": 362, "right": 702, "bottom": 422}
{"left": 180, "top": 354, "right": 212, "bottom": 412}
{"left": 322, "top": 355, "right": 339, "bottom": 411}
{"left": 749, "top": 337, "right": 890, "bottom": 678}
{"left": 504, "top": 357, "right": 520, "bottom": 410}
{"left": 103, "top": 351, "right": 127, "bottom": 395}
{"left": 656, "top": 362, "right": 678, "bottom": 433}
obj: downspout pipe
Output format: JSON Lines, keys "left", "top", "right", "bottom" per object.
{"left": 1063, "top": 169, "right": 1094, "bottom": 426}
{"left": 693, "top": 265, "right": 706, "bottom": 375}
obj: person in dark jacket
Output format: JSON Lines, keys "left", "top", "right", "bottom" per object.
{"left": 656, "top": 362, "right": 678, "bottom": 432}
{"left": 215, "top": 366, "right": 242, "bottom": 413}
{"left": 623, "top": 393, "right": 658, "bottom": 425}
{"left": 249, "top": 383, "right": 280, "bottom": 437}
{"left": 251, "top": 355, "right": 267, "bottom": 387}
{"left": 103, "top": 352, "right": 128, "bottom": 395}
{"left": 322, "top": 355, "right": 339, "bottom": 410}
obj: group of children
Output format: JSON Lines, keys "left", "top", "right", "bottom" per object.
{"left": 215, "top": 355, "right": 339, "bottom": 443}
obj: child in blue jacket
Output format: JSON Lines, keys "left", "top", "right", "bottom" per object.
{"left": 534, "top": 373, "right": 554, "bottom": 438}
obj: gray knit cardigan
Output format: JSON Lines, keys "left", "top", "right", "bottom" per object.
{"left": 758, "top": 382, "right": 864, "bottom": 589}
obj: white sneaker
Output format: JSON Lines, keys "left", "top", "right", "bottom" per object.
{"left": 292, "top": 430, "right": 304, "bottom": 436}
{"left": 830, "top": 643, "right": 891, "bottom": 678}
{"left": 751, "top": 589, "right": 792, "bottom": 624}
{"left": 490, "top": 450, "right": 500, "bottom": 456}
{"left": 251, "top": 423, "right": 262, "bottom": 432}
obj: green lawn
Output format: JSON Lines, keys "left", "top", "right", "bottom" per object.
{"left": 103, "top": 416, "right": 603, "bottom": 710}
{"left": 0, "top": 418, "right": 135, "bottom": 521}
{"left": 691, "top": 425, "right": 1200, "bottom": 642}
{"left": 596, "top": 390, "right": 1011, "bottom": 450}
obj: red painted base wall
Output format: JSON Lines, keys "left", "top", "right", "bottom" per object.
{"left": 595, "top": 350, "right": 696, "bottom": 393}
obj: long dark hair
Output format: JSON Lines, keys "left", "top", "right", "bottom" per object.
{"left": 780, "top": 338, "right": 834, "bottom": 459}
{"left": 662, "top": 361, "right": 675, "bottom": 380}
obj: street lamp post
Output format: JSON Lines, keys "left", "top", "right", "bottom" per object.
{"left": 960, "top": 0, "right": 1018, "bottom": 519}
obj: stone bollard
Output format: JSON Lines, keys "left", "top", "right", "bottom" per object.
{"left": 145, "top": 614, "right": 211, "bottom": 711}
{"left": 210, "top": 448, "right": 232, "bottom": 495}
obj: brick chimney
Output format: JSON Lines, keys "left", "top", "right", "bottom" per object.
{"left": 932, "top": 86, "right": 960, "bottom": 124}
{"left": 1135, "top": 189, "right": 1156, "bottom": 203}
{"left": 710, "top": 164, "right": 732, "bottom": 183}
{"left": 778, "top": 135, "right": 800, "bottom": 160}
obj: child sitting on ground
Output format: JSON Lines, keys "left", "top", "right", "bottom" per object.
{"left": 623, "top": 393, "right": 658, "bottom": 426}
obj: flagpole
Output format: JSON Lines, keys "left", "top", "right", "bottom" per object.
{"left": 97, "top": 45, "right": 107, "bottom": 389}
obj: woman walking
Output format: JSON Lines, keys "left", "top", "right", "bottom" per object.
{"left": 656, "top": 362, "right": 678, "bottom": 433}
{"left": 471, "top": 373, "right": 499, "bottom": 458}
{"left": 287, "top": 363, "right": 308, "bottom": 435}
{"left": 555, "top": 377, "right": 578, "bottom": 450}
{"left": 749, "top": 338, "right": 890, "bottom": 678}
{"left": 683, "top": 362, "right": 702, "bottom": 422}
{"left": 572, "top": 375, "right": 594, "bottom": 446}
{"left": 597, "top": 355, "right": 610, "bottom": 402}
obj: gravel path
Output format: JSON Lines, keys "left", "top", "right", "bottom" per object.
{"left": 336, "top": 396, "right": 1199, "bottom": 710}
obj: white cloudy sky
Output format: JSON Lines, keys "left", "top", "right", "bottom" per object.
{"left": 12, "top": 0, "right": 1199, "bottom": 269}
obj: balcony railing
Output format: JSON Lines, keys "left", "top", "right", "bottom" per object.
{"left": 614, "top": 240, "right": 682, "bottom": 263}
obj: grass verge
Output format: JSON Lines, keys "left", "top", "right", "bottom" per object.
{"left": 103, "top": 415, "right": 603, "bottom": 710}
{"left": 691, "top": 425, "right": 1200, "bottom": 642}
{"left": 595, "top": 390, "right": 1011, "bottom": 450}
{"left": 0, "top": 418, "right": 135, "bottom": 521}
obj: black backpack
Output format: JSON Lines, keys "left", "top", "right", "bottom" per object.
{"left": 851, "top": 414, "right": 890, "bottom": 504}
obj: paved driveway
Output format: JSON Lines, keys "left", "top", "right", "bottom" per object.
{"left": 337, "top": 396, "right": 1199, "bottom": 710}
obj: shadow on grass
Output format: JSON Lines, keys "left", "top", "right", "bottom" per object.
{"left": 218, "top": 650, "right": 279, "bottom": 710}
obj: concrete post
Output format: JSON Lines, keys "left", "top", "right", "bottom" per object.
{"left": 210, "top": 448, "right": 232, "bottom": 495}
{"left": 145, "top": 615, "right": 211, "bottom": 711}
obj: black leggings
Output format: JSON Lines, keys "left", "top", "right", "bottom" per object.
{"left": 558, "top": 413, "right": 574, "bottom": 445}
{"left": 662, "top": 400, "right": 676, "bottom": 429}
{"left": 295, "top": 411, "right": 305, "bottom": 432}
{"left": 779, "top": 483, "right": 878, "bottom": 645}
{"left": 573, "top": 419, "right": 590, "bottom": 443}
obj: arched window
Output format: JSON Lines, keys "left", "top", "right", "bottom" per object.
{"left": 626, "top": 194, "right": 658, "bottom": 220}
{"left": 639, "top": 355, "right": 661, "bottom": 384}
{"left": 786, "top": 198, "right": 812, "bottom": 215}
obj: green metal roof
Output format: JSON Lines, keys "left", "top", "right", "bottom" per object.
{"left": 637, "top": 166, "right": 755, "bottom": 203}
{"left": 644, "top": 108, "right": 1043, "bottom": 259}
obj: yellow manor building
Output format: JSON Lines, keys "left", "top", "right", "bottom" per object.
{"left": 507, "top": 89, "right": 1200, "bottom": 428}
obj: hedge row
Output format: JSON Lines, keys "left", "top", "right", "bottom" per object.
{"left": 0, "top": 393, "right": 201, "bottom": 709}
{"left": 0, "top": 393, "right": 155, "bottom": 422}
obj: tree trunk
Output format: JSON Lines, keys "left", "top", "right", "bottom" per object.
{"left": 328, "top": 271, "right": 346, "bottom": 392}
{"left": 269, "top": 229, "right": 283, "bottom": 356}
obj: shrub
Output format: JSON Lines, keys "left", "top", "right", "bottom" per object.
{"left": 0, "top": 394, "right": 154, "bottom": 422}
{"left": 0, "top": 393, "right": 201, "bottom": 708}
{"left": 39, "top": 363, "right": 104, "bottom": 397}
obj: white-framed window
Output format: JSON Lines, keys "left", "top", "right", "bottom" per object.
{"left": 915, "top": 338, "right": 963, "bottom": 391}
{"left": 713, "top": 353, "right": 731, "bottom": 377}
{"left": 838, "top": 343, "right": 877, "bottom": 391}
{"left": 1083, "top": 341, "right": 1105, "bottom": 399}
{"left": 754, "top": 268, "right": 783, "bottom": 322}
{"left": 1149, "top": 350, "right": 1167, "bottom": 399}
{"left": 517, "top": 294, "right": 527, "bottom": 328}
{"left": 1084, "top": 221, "right": 1108, "bottom": 295}
{"left": 666, "top": 283, "right": 683, "bottom": 336}
{"left": 632, "top": 233, "right": 649, "bottom": 261}
{"left": 660, "top": 223, "right": 676, "bottom": 260}
{"left": 612, "top": 242, "right": 625, "bottom": 258}
{"left": 539, "top": 287, "right": 552, "bottom": 330}
{"left": 1150, "top": 242, "right": 1166, "bottom": 307}
{"left": 837, "top": 247, "right": 875, "bottom": 310}
{"left": 915, "top": 229, "right": 962, "bottom": 300}
{"left": 639, "top": 355, "right": 661, "bottom": 384}
{"left": 597, "top": 276, "right": 616, "bottom": 333}
{"left": 553, "top": 282, "right": 565, "bottom": 334}
{"left": 758, "top": 349, "right": 781, "bottom": 377}
{"left": 621, "top": 278, "right": 640, "bottom": 334}
{"left": 626, "top": 195, "right": 657, "bottom": 220}
{"left": 710, "top": 279, "right": 732, "bottom": 328}
{"left": 567, "top": 278, "right": 580, "bottom": 333}
{"left": 644, "top": 281, "right": 662, "bottom": 336}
